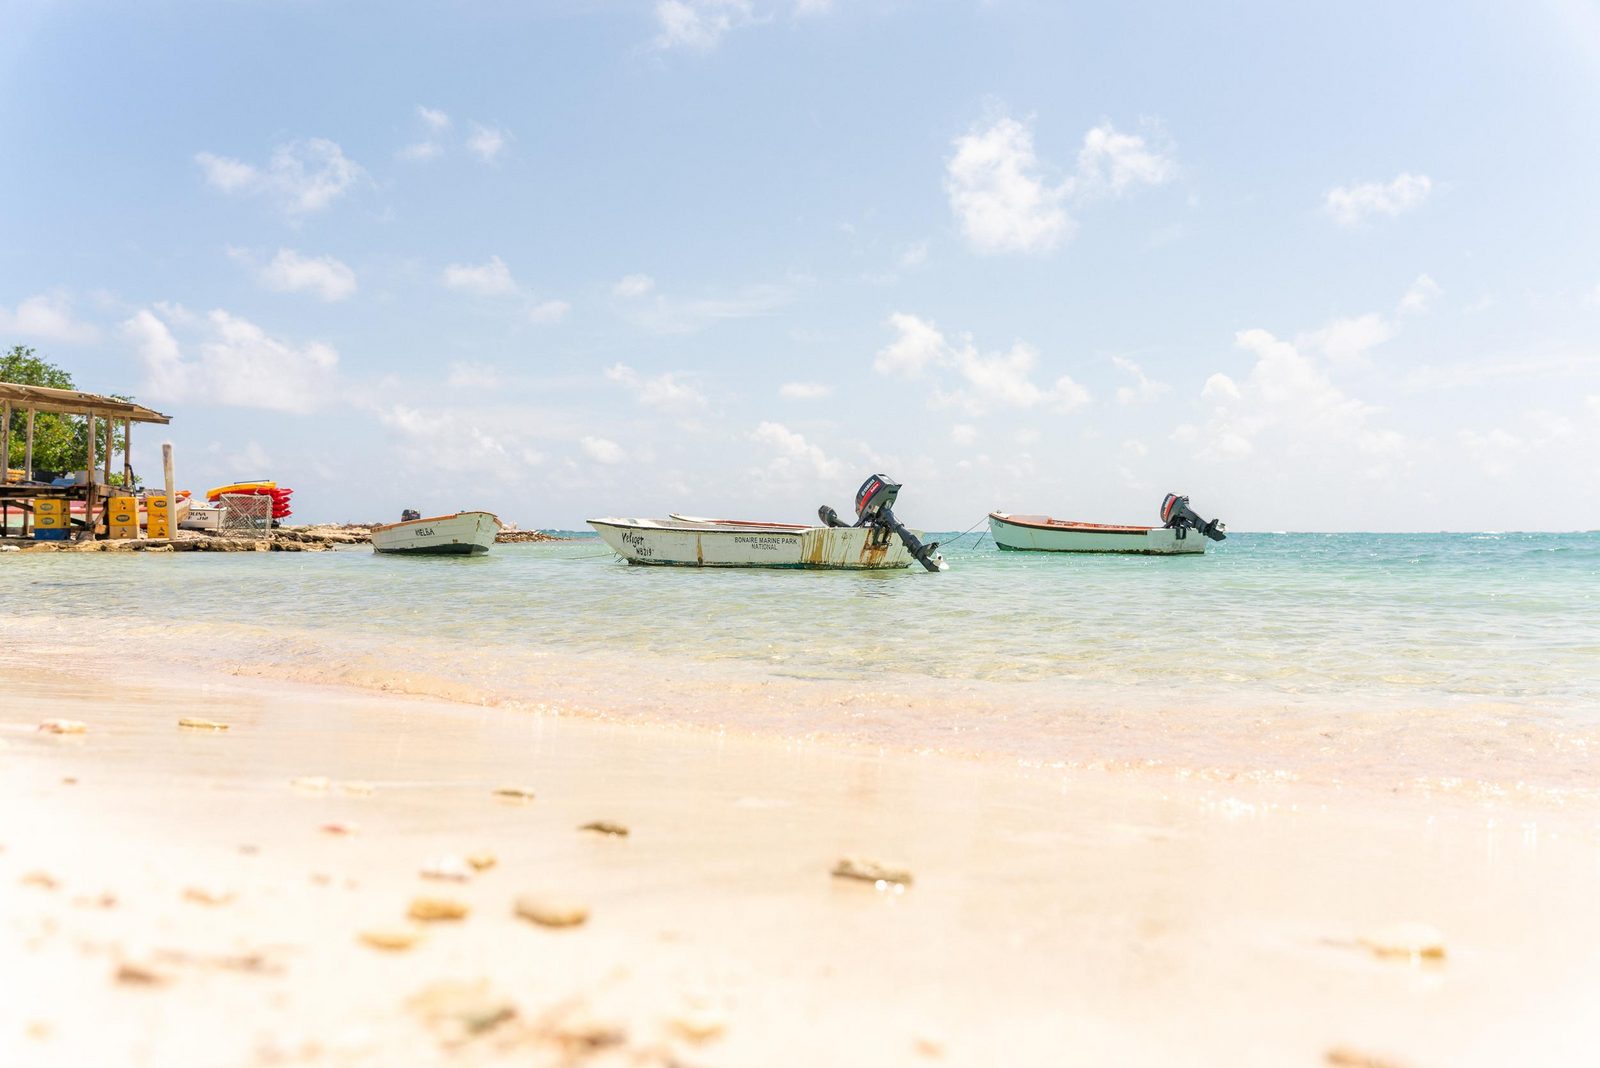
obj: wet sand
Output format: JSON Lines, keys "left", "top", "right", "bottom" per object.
{"left": 4, "top": 661, "right": 1600, "bottom": 1067}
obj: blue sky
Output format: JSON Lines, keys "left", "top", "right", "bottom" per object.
{"left": 2, "top": 0, "right": 1597, "bottom": 530}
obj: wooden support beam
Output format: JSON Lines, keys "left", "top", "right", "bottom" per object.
{"left": 163, "top": 442, "right": 176, "bottom": 541}
{"left": 84, "top": 413, "right": 97, "bottom": 541}
{"left": 24, "top": 409, "right": 34, "bottom": 483}
{"left": 102, "top": 413, "right": 111, "bottom": 489}
{"left": 123, "top": 418, "right": 133, "bottom": 488}
{"left": 2, "top": 402, "right": 10, "bottom": 484}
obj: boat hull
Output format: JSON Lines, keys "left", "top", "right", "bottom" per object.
{"left": 588, "top": 518, "right": 920, "bottom": 569}
{"left": 371, "top": 511, "right": 500, "bottom": 556}
{"left": 988, "top": 512, "right": 1207, "bottom": 555}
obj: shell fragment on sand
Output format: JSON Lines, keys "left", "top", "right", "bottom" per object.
{"left": 831, "top": 857, "right": 914, "bottom": 887}
{"left": 1358, "top": 921, "right": 1446, "bottom": 962}
{"left": 513, "top": 896, "right": 589, "bottom": 928}
{"left": 177, "top": 717, "right": 229, "bottom": 731}
{"left": 38, "top": 719, "right": 87, "bottom": 734}
{"left": 360, "top": 927, "right": 422, "bottom": 951}
{"left": 408, "top": 896, "right": 470, "bottom": 922}
{"left": 579, "top": 820, "right": 629, "bottom": 837}
{"left": 115, "top": 962, "right": 170, "bottom": 986}
{"left": 493, "top": 786, "right": 536, "bottom": 801}
{"left": 466, "top": 851, "right": 497, "bottom": 872}
{"left": 420, "top": 856, "right": 474, "bottom": 882}
{"left": 667, "top": 1008, "right": 728, "bottom": 1044}
{"left": 407, "top": 980, "right": 517, "bottom": 1038}
{"left": 182, "top": 885, "right": 236, "bottom": 906}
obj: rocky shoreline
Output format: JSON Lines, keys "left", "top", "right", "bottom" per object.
{"left": 0, "top": 524, "right": 565, "bottom": 553}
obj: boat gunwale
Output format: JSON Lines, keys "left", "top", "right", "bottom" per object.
{"left": 370, "top": 510, "right": 504, "bottom": 535}
{"left": 989, "top": 512, "right": 1157, "bottom": 537}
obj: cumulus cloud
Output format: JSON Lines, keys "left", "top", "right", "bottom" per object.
{"left": 654, "top": 0, "right": 755, "bottom": 50}
{"left": 875, "top": 313, "right": 1090, "bottom": 415}
{"left": 123, "top": 307, "right": 338, "bottom": 413}
{"left": 622, "top": 282, "right": 792, "bottom": 334}
{"left": 1112, "top": 355, "right": 1169, "bottom": 405}
{"left": 466, "top": 123, "right": 507, "bottom": 162}
{"left": 951, "top": 424, "right": 978, "bottom": 445}
{"left": 605, "top": 363, "right": 708, "bottom": 413}
{"left": 1323, "top": 172, "right": 1432, "bottom": 227}
{"left": 613, "top": 273, "right": 656, "bottom": 298}
{"left": 750, "top": 421, "right": 841, "bottom": 481}
{"left": 528, "top": 299, "right": 571, "bottom": 324}
{"left": 780, "top": 381, "right": 831, "bottom": 399}
{"left": 1398, "top": 273, "right": 1442, "bottom": 315}
{"left": 0, "top": 293, "right": 98, "bottom": 343}
{"left": 418, "top": 106, "right": 450, "bottom": 132}
{"left": 195, "top": 138, "right": 364, "bottom": 216}
{"left": 441, "top": 256, "right": 517, "bottom": 296}
{"left": 1298, "top": 313, "right": 1393, "bottom": 365}
{"left": 945, "top": 114, "right": 1176, "bottom": 255}
{"left": 258, "top": 249, "right": 357, "bottom": 302}
{"left": 582, "top": 436, "right": 625, "bottom": 465}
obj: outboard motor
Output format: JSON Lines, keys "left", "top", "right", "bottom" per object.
{"left": 401, "top": 508, "right": 421, "bottom": 522}
{"left": 1160, "top": 493, "right": 1226, "bottom": 541}
{"left": 818, "top": 474, "right": 946, "bottom": 572}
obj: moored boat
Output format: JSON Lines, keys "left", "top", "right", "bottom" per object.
{"left": 589, "top": 474, "right": 947, "bottom": 572}
{"left": 371, "top": 510, "right": 501, "bottom": 556}
{"left": 989, "top": 494, "right": 1227, "bottom": 555}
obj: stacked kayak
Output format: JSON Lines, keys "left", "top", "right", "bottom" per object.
{"left": 206, "top": 480, "right": 293, "bottom": 520}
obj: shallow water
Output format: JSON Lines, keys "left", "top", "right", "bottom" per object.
{"left": 3, "top": 532, "right": 1598, "bottom": 791}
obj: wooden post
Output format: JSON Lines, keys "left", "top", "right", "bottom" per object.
{"left": 2, "top": 402, "right": 10, "bottom": 484}
{"left": 24, "top": 409, "right": 34, "bottom": 483}
{"left": 123, "top": 418, "right": 133, "bottom": 488}
{"left": 163, "top": 442, "right": 176, "bottom": 543}
{"left": 102, "top": 413, "right": 111, "bottom": 488}
{"left": 84, "top": 413, "right": 97, "bottom": 541}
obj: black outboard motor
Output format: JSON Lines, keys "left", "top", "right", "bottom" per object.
{"left": 401, "top": 508, "right": 421, "bottom": 522}
{"left": 1160, "top": 493, "right": 1226, "bottom": 541}
{"left": 818, "top": 474, "right": 945, "bottom": 572}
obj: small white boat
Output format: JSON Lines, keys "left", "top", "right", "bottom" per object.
{"left": 589, "top": 474, "right": 946, "bottom": 572}
{"left": 371, "top": 510, "right": 501, "bottom": 556}
{"left": 989, "top": 494, "right": 1227, "bottom": 555}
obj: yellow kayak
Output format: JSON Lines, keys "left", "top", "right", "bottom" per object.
{"left": 206, "top": 480, "right": 276, "bottom": 499}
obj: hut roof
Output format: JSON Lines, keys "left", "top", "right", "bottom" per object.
{"left": 0, "top": 382, "right": 171, "bottom": 424}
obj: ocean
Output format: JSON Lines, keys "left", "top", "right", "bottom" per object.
{"left": 4, "top": 531, "right": 1597, "bottom": 797}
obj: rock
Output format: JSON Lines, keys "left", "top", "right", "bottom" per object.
{"left": 1359, "top": 921, "right": 1446, "bottom": 962}
{"left": 115, "top": 962, "right": 170, "bottom": 986}
{"left": 420, "top": 856, "right": 473, "bottom": 882}
{"left": 466, "top": 851, "right": 497, "bottom": 872}
{"left": 182, "top": 885, "right": 236, "bottom": 906}
{"left": 38, "top": 719, "right": 87, "bottom": 734}
{"left": 667, "top": 1008, "right": 727, "bottom": 1044}
{"left": 579, "top": 820, "right": 629, "bottom": 837}
{"left": 493, "top": 786, "right": 536, "bottom": 801}
{"left": 407, "top": 980, "right": 517, "bottom": 1039}
{"left": 21, "top": 871, "right": 60, "bottom": 890}
{"left": 552, "top": 1015, "right": 626, "bottom": 1051}
{"left": 831, "top": 857, "right": 913, "bottom": 887}
{"left": 408, "top": 896, "right": 470, "bottom": 922}
{"left": 359, "top": 927, "right": 421, "bottom": 951}
{"left": 513, "top": 896, "right": 589, "bottom": 928}
{"left": 177, "top": 717, "right": 229, "bottom": 731}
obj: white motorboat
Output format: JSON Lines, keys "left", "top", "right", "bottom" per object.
{"left": 589, "top": 474, "right": 946, "bottom": 572}
{"left": 371, "top": 510, "right": 501, "bottom": 556}
{"left": 989, "top": 494, "right": 1227, "bottom": 555}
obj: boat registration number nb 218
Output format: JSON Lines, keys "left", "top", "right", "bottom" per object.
{"left": 414, "top": 527, "right": 435, "bottom": 537}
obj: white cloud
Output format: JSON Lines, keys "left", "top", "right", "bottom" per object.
{"left": 379, "top": 403, "right": 547, "bottom": 476}
{"left": 605, "top": 363, "right": 708, "bottom": 413}
{"left": 446, "top": 361, "right": 500, "bottom": 389}
{"left": 1398, "top": 273, "right": 1442, "bottom": 315}
{"left": 780, "top": 381, "right": 831, "bottom": 399}
{"left": 259, "top": 249, "right": 357, "bottom": 302}
{"left": 1298, "top": 313, "right": 1393, "bottom": 365}
{"left": 195, "top": 138, "right": 364, "bottom": 216}
{"left": 1588, "top": 395, "right": 1600, "bottom": 417}
{"left": 398, "top": 140, "right": 442, "bottom": 162}
{"left": 614, "top": 273, "right": 656, "bottom": 298}
{"left": 528, "top": 299, "right": 571, "bottom": 324}
{"left": 124, "top": 307, "right": 338, "bottom": 414}
{"left": 418, "top": 106, "right": 450, "bottom": 132}
{"left": 466, "top": 123, "right": 506, "bottom": 162}
{"left": 0, "top": 293, "right": 98, "bottom": 343}
{"left": 1112, "top": 355, "right": 1169, "bottom": 405}
{"left": 945, "top": 115, "right": 1071, "bottom": 255}
{"left": 1201, "top": 372, "right": 1240, "bottom": 403}
{"left": 582, "top": 436, "right": 625, "bottom": 465}
{"left": 654, "top": 0, "right": 755, "bottom": 50}
{"left": 750, "top": 421, "right": 841, "bottom": 481}
{"left": 951, "top": 424, "right": 978, "bottom": 445}
{"left": 624, "top": 282, "right": 792, "bottom": 334}
{"left": 876, "top": 313, "right": 1090, "bottom": 415}
{"left": 899, "top": 240, "right": 930, "bottom": 268}
{"left": 442, "top": 256, "right": 517, "bottom": 296}
{"left": 1323, "top": 172, "right": 1432, "bottom": 227}
{"left": 946, "top": 114, "right": 1176, "bottom": 255}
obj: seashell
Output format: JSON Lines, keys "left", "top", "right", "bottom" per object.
{"left": 21, "top": 871, "right": 60, "bottom": 890}
{"left": 115, "top": 961, "right": 169, "bottom": 985}
{"left": 1358, "top": 921, "right": 1446, "bottom": 962}
{"left": 177, "top": 717, "right": 229, "bottom": 731}
{"left": 667, "top": 1008, "right": 728, "bottom": 1043}
{"left": 831, "top": 857, "right": 913, "bottom": 886}
{"left": 513, "top": 896, "right": 588, "bottom": 928}
{"left": 408, "top": 896, "right": 470, "bottom": 922}
{"left": 419, "top": 856, "right": 473, "bottom": 882}
{"left": 579, "top": 820, "right": 629, "bottom": 837}
{"left": 466, "top": 851, "right": 497, "bottom": 872}
{"left": 360, "top": 927, "right": 421, "bottom": 951}
{"left": 407, "top": 980, "right": 517, "bottom": 1037}
{"left": 182, "top": 885, "right": 235, "bottom": 906}
{"left": 493, "top": 786, "right": 536, "bottom": 801}
{"left": 38, "top": 719, "right": 87, "bottom": 734}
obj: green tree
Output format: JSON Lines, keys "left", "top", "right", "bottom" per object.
{"left": 3, "top": 345, "right": 130, "bottom": 477}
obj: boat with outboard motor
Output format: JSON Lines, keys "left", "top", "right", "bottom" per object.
{"left": 589, "top": 474, "right": 947, "bottom": 571}
{"left": 989, "top": 493, "right": 1227, "bottom": 555}
{"left": 371, "top": 509, "right": 502, "bottom": 556}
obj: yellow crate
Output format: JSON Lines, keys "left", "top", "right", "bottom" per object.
{"left": 147, "top": 512, "right": 171, "bottom": 539}
{"left": 146, "top": 495, "right": 170, "bottom": 511}
{"left": 34, "top": 499, "right": 68, "bottom": 518}
{"left": 107, "top": 497, "right": 137, "bottom": 524}
{"left": 35, "top": 512, "right": 69, "bottom": 530}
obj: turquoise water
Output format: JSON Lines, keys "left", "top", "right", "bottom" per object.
{"left": 3, "top": 532, "right": 1598, "bottom": 788}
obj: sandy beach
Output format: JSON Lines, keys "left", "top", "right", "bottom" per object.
{"left": 5, "top": 649, "right": 1599, "bottom": 1068}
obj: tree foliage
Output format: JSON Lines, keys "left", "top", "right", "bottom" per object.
{"left": 3, "top": 345, "right": 130, "bottom": 477}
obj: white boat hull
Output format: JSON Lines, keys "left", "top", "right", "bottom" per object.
{"left": 989, "top": 512, "right": 1207, "bottom": 555}
{"left": 371, "top": 511, "right": 501, "bottom": 556}
{"left": 588, "top": 518, "right": 922, "bottom": 569}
